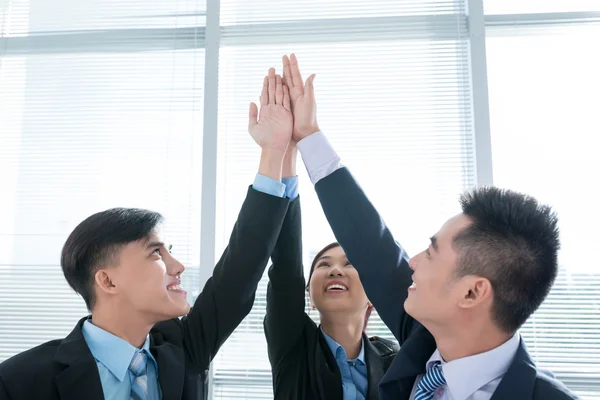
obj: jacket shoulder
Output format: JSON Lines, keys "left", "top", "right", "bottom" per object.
{"left": 534, "top": 371, "right": 579, "bottom": 400}
{"left": 368, "top": 336, "right": 399, "bottom": 357}
{"left": 0, "top": 339, "right": 63, "bottom": 386}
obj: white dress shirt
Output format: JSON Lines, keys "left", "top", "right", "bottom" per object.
{"left": 409, "top": 334, "right": 520, "bottom": 400}
{"left": 297, "top": 131, "right": 342, "bottom": 184}
{"left": 297, "top": 131, "right": 522, "bottom": 400}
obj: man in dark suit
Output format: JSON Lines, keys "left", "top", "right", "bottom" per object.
{"left": 280, "top": 53, "right": 578, "bottom": 400}
{"left": 0, "top": 68, "right": 296, "bottom": 400}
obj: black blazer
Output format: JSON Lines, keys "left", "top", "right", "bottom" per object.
{"left": 0, "top": 187, "right": 290, "bottom": 400}
{"left": 264, "top": 196, "right": 399, "bottom": 400}
{"left": 314, "top": 167, "right": 578, "bottom": 400}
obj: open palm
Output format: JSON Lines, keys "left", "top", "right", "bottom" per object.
{"left": 249, "top": 70, "right": 293, "bottom": 153}
{"left": 282, "top": 54, "right": 319, "bottom": 141}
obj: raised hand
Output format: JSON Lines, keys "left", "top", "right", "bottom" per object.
{"left": 248, "top": 67, "right": 293, "bottom": 154}
{"left": 282, "top": 54, "right": 319, "bottom": 142}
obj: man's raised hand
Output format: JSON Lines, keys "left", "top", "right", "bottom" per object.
{"left": 282, "top": 54, "right": 319, "bottom": 142}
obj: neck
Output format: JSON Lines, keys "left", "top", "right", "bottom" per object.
{"left": 90, "top": 302, "right": 153, "bottom": 348}
{"left": 320, "top": 311, "right": 364, "bottom": 359}
{"left": 430, "top": 319, "right": 514, "bottom": 362}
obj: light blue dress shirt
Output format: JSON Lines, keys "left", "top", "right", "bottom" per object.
{"left": 321, "top": 328, "right": 368, "bottom": 400}
{"left": 82, "top": 320, "right": 161, "bottom": 400}
{"left": 81, "top": 177, "right": 294, "bottom": 399}
{"left": 253, "top": 174, "right": 299, "bottom": 200}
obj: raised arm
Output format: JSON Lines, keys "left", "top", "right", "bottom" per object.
{"left": 264, "top": 141, "right": 309, "bottom": 366}
{"left": 177, "top": 67, "right": 296, "bottom": 368}
{"left": 283, "top": 54, "right": 416, "bottom": 343}
{"left": 314, "top": 165, "right": 414, "bottom": 343}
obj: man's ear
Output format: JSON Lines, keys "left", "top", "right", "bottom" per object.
{"left": 457, "top": 276, "right": 492, "bottom": 309}
{"left": 95, "top": 268, "right": 119, "bottom": 296}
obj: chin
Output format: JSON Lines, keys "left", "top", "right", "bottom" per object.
{"left": 404, "top": 297, "right": 417, "bottom": 318}
{"left": 319, "top": 302, "right": 356, "bottom": 314}
{"left": 158, "top": 301, "right": 190, "bottom": 320}
{"left": 173, "top": 301, "right": 191, "bottom": 317}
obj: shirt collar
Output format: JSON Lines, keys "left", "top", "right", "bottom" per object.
{"left": 320, "top": 327, "right": 366, "bottom": 365}
{"left": 426, "top": 333, "right": 520, "bottom": 400}
{"left": 82, "top": 319, "right": 156, "bottom": 382}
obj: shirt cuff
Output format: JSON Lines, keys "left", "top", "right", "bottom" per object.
{"left": 282, "top": 176, "right": 299, "bottom": 200}
{"left": 252, "top": 174, "right": 286, "bottom": 198}
{"left": 297, "top": 131, "right": 342, "bottom": 185}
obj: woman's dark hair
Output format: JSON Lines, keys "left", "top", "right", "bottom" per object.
{"left": 306, "top": 242, "right": 341, "bottom": 290}
{"left": 306, "top": 242, "right": 373, "bottom": 332}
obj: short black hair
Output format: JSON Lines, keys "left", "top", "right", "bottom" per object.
{"left": 61, "top": 208, "right": 163, "bottom": 310}
{"left": 453, "top": 186, "right": 560, "bottom": 333}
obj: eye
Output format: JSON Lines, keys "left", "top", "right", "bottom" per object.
{"left": 425, "top": 248, "right": 431, "bottom": 257}
{"left": 317, "top": 262, "right": 329, "bottom": 268}
{"left": 152, "top": 248, "right": 161, "bottom": 255}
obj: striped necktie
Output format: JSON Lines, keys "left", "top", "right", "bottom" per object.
{"left": 129, "top": 351, "right": 149, "bottom": 400}
{"left": 414, "top": 362, "right": 446, "bottom": 400}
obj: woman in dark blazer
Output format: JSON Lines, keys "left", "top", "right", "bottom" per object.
{"left": 264, "top": 195, "right": 399, "bottom": 399}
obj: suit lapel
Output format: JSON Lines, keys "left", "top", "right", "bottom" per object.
{"left": 314, "top": 330, "right": 343, "bottom": 400}
{"left": 490, "top": 339, "right": 536, "bottom": 400}
{"left": 151, "top": 331, "right": 185, "bottom": 400}
{"left": 54, "top": 317, "right": 105, "bottom": 400}
{"left": 364, "top": 337, "right": 385, "bottom": 400}
{"left": 379, "top": 326, "right": 436, "bottom": 400}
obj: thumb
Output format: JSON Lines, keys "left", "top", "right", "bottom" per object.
{"left": 248, "top": 102, "right": 258, "bottom": 132}
{"left": 304, "top": 74, "right": 316, "bottom": 94}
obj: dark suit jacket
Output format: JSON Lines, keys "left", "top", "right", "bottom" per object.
{"left": 264, "top": 196, "right": 399, "bottom": 400}
{"left": 0, "top": 187, "right": 290, "bottom": 400}
{"left": 314, "top": 167, "right": 578, "bottom": 400}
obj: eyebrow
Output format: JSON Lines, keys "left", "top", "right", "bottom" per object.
{"left": 316, "top": 255, "right": 331, "bottom": 262}
{"left": 146, "top": 241, "right": 173, "bottom": 251}
{"left": 429, "top": 236, "right": 438, "bottom": 252}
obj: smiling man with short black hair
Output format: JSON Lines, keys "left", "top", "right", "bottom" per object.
{"left": 0, "top": 68, "right": 297, "bottom": 400}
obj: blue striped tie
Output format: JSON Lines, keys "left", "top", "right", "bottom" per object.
{"left": 414, "top": 362, "right": 446, "bottom": 400}
{"left": 129, "top": 351, "right": 149, "bottom": 400}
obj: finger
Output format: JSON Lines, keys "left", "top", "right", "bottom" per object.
{"left": 275, "top": 74, "right": 284, "bottom": 105}
{"left": 248, "top": 102, "right": 258, "bottom": 132}
{"left": 268, "top": 67, "right": 276, "bottom": 105}
{"left": 305, "top": 73, "right": 316, "bottom": 96}
{"left": 282, "top": 55, "right": 294, "bottom": 88}
{"left": 283, "top": 85, "right": 291, "bottom": 111}
{"left": 290, "top": 53, "right": 304, "bottom": 90}
{"left": 260, "top": 76, "right": 268, "bottom": 106}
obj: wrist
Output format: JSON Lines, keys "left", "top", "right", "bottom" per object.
{"left": 258, "top": 149, "right": 285, "bottom": 180}
{"left": 282, "top": 144, "right": 298, "bottom": 178}
{"left": 295, "top": 125, "right": 320, "bottom": 141}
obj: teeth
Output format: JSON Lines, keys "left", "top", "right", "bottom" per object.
{"left": 327, "top": 284, "right": 348, "bottom": 291}
{"left": 167, "top": 284, "right": 183, "bottom": 291}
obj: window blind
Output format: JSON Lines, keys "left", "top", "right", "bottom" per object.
{"left": 212, "top": 1, "right": 474, "bottom": 397}
{"left": 487, "top": 22, "right": 600, "bottom": 399}
{"left": 2, "top": 0, "right": 206, "bottom": 34}
{"left": 4, "top": 0, "right": 597, "bottom": 398}
{"left": 0, "top": 0, "right": 206, "bottom": 362}
{"left": 483, "top": 0, "right": 600, "bottom": 15}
